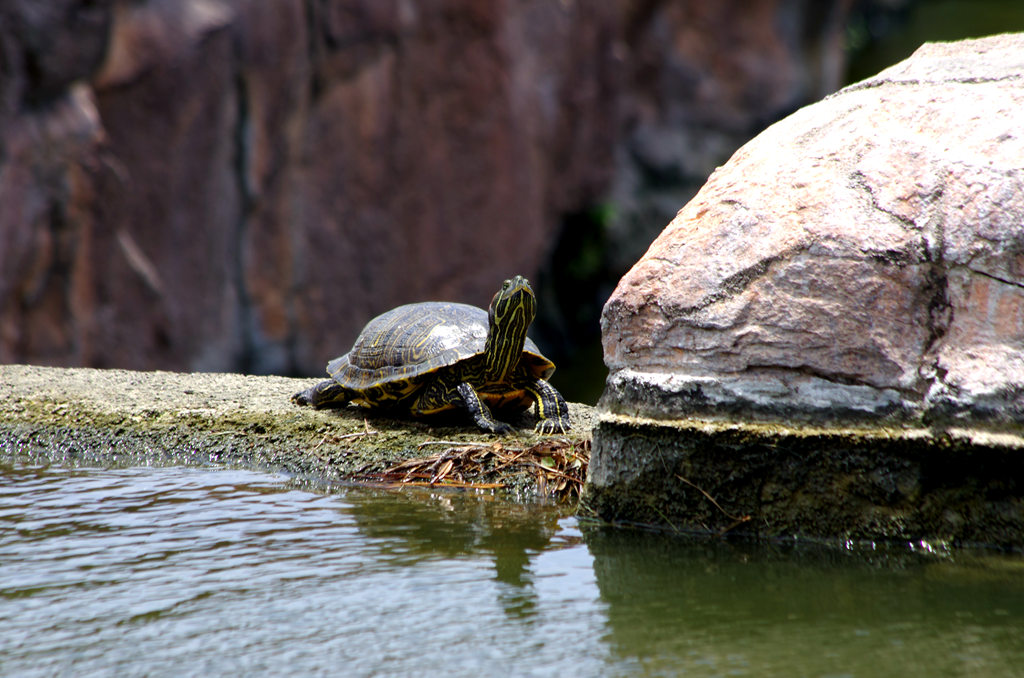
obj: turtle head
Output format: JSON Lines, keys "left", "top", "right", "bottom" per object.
{"left": 484, "top": 275, "right": 535, "bottom": 380}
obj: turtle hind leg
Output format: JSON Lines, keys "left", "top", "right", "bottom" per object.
{"left": 292, "top": 379, "right": 355, "bottom": 409}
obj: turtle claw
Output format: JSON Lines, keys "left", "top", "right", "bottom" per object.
{"left": 534, "top": 418, "right": 571, "bottom": 435}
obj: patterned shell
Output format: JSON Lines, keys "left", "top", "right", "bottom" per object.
{"left": 326, "top": 301, "right": 555, "bottom": 390}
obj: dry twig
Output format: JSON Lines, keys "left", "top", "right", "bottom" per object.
{"left": 674, "top": 473, "right": 751, "bottom": 535}
{"left": 357, "top": 438, "right": 590, "bottom": 500}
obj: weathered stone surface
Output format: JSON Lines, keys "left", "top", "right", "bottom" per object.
{"left": 0, "top": 364, "right": 595, "bottom": 495}
{"left": 589, "top": 415, "right": 1024, "bottom": 550}
{"left": 588, "top": 34, "right": 1024, "bottom": 547}
{"left": 601, "top": 33, "right": 1024, "bottom": 429}
{"left": 0, "top": 1, "right": 113, "bottom": 365}
{"left": 0, "top": 0, "right": 239, "bottom": 370}
{"left": 0, "top": 0, "right": 855, "bottom": 381}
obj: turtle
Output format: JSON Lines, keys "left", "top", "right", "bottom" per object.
{"left": 292, "top": 275, "right": 571, "bottom": 434}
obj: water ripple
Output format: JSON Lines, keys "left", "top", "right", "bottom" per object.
{"left": 2, "top": 462, "right": 1023, "bottom": 678}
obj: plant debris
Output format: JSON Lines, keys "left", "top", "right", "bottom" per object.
{"left": 353, "top": 437, "right": 590, "bottom": 501}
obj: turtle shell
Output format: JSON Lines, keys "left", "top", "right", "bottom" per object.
{"left": 326, "top": 301, "right": 554, "bottom": 400}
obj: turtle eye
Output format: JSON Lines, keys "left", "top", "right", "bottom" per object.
{"left": 502, "top": 279, "right": 511, "bottom": 291}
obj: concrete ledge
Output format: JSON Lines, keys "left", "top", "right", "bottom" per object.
{"left": 585, "top": 412, "right": 1024, "bottom": 551}
{"left": 0, "top": 365, "right": 594, "bottom": 495}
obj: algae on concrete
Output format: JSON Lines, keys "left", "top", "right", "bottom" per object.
{"left": 584, "top": 412, "right": 1024, "bottom": 551}
{"left": 0, "top": 364, "right": 594, "bottom": 496}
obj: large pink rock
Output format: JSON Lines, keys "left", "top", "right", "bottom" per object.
{"left": 601, "top": 33, "right": 1024, "bottom": 428}
{"left": 588, "top": 35, "right": 1024, "bottom": 546}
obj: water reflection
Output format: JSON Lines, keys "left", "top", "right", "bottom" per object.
{"left": 0, "top": 462, "right": 606, "bottom": 677}
{"left": 343, "top": 489, "right": 566, "bottom": 618}
{"left": 585, "top": 526, "right": 1024, "bottom": 676}
{"left": 2, "top": 461, "right": 1023, "bottom": 677}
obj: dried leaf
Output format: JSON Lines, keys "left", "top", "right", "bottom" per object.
{"left": 431, "top": 458, "right": 455, "bottom": 483}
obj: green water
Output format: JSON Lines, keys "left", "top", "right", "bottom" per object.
{"left": 2, "top": 463, "right": 1023, "bottom": 677}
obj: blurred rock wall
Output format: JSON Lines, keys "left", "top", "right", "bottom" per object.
{"left": 0, "top": 0, "right": 852, "bottom": 376}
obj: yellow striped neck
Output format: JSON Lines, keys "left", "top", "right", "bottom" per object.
{"left": 484, "top": 307, "right": 528, "bottom": 381}
{"left": 483, "top": 276, "right": 536, "bottom": 382}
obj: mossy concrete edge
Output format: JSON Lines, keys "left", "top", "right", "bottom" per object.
{"left": 584, "top": 412, "right": 1024, "bottom": 552}
{"left": 0, "top": 364, "right": 595, "bottom": 496}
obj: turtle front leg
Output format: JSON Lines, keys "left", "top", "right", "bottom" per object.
{"left": 453, "top": 382, "right": 514, "bottom": 434}
{"left": 412, "top": 379, "right": 513, "bottom": 434}
{"left": 522, "top": 379, "right": 571, "bottom": 434}
{"left": 292, "top": 379, "right": 356, "bottom": 409}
